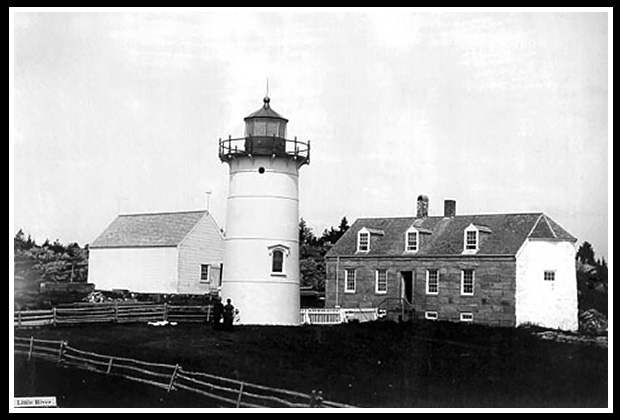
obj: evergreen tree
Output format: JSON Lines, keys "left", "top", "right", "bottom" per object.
{"left": 338, "top": 216, "right": 350, "bottom": 235}
{"left": 576, "top": 241, "right": 596, "bottom": 265}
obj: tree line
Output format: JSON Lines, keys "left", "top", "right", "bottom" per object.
{"left": 575, "top": 241, "right": 608, "bottom": 285}
{"left": 575, "top": 241, "right": 608, "bottom": 315}
{"left": 299, "top": 216, "right": 350, "bottom": 291}
{"left": 13, "top": 229, "right": 89, "bottom": 284}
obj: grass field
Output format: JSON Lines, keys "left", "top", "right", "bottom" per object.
{"left": 13, "top": 320, "right": 608, "bottom": 408}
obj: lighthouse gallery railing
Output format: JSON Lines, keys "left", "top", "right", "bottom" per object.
{"left": 218, "top": 136, "right": 310, "bottom": 165}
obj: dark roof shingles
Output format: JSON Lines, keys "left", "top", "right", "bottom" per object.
{"left": 327, "top": 213, "right": 575, "bottom": 258}
{"left": 90, "top": 211, "right": 207, "bottom": 248}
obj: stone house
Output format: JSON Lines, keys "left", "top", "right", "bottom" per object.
{"left": 325, "top": 196, "right": 579, "bottom": 331}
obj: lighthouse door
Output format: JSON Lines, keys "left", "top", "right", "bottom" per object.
{"left": 401, "top": 271, "right": 414, "bottom": 304}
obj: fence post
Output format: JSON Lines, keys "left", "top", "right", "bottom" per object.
{"left": 309, "top": 390, "right": 323, "bottom": 408}
{"left": 17, "top": 311, "right": 22, "bottom": 329}
{"left": 167, "top": 364, "right": 179, "bottom": 393}
{"left": 236, "top": 382, "right": 245, "bottom": 408}
{"left": 56, "top": 340, "right": 65, "bottom": 365}
{"left": 27, "top": 336, "right": 34, "bottom": 361}
{"left": 163, "top": 303, "right": 168, "bottom": 322}
{"left": 106, "top": 357, "right": 114, "bottom": 374}
{"left": 53, "top": 307, "right": 57, "bottom": 327}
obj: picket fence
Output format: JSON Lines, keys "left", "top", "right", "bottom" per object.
{"left": 14, "top": 336, "right": 353, "bottom": 409}
{"left": 14, "top": 303, "right": 212, "bottom": 328}
{"left": 300, "top": 308, "right": 379, "bottom": 325}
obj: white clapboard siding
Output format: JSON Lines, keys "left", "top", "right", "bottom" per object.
{"left": 89, "top": 247, "right": 179, "bottom": 293}
{"left": 177, "top": 213, "right": 225, "bottom": 294}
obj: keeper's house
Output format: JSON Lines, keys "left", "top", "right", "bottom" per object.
{"left": 88, "top": 210, "right": 224, "bottom": 295}
{"left": 325, "top": 196, "right": 579, "bottom": 331}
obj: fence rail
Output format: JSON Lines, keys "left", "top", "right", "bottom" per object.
{"left": 14, "top": 303, "right": 213, "bottom": 328}
{"left": 300, "top": 308, "right": 379, "bottom": 325}
{"left": 14, "top": 336, "right": 353, "bottom": 409}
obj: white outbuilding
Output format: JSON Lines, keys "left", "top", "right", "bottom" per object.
{"left": 88, "top": 210, "right": 224, "bottom": 295}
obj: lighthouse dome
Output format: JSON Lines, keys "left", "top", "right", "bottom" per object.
{"left": 244, "top": 96, "right": 288, "bottom": 138}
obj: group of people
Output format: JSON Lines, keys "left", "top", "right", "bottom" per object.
{"left": 212, "top": 297, "right": 236, "bottom": 330}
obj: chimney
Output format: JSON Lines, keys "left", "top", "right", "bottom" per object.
{"left": 444, "top": 199, "right": 456, "bottom": 217}
{"left": 417, "top": 195, "right": 429, "bottom": 218}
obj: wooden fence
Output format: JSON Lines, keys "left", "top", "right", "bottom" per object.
{"left": 14, "top": 303, "right": 212, "bottom": 328}
{"left": 14, "top": 336, "right": 353, "bottom": 409}
{"left": 16, "top": 305, "right": 382, "bottom": 328}
{"left": 300, "top": 308, "right": 379, "bottom": 325}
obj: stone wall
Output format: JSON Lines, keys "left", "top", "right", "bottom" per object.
{"left": 325, "top": 256, "right": 516, "bottom": 327}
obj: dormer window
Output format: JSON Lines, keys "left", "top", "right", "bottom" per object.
{"left": 463, "top": 223, "right": 491, "bottom": 254}
{"left": 357, "top": 229, "right": 370, "bottom": 252}
{"left": 405, "top": 228, "right": 419, "bottom": 252}
{"left": 465, "top": 229, "right": 478, "bottom": 251}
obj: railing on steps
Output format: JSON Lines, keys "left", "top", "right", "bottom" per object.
{"left": 376, "top": 298, "right": 416, "bottom": 322}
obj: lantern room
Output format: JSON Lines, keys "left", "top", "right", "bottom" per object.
{"left": 218, "top": 96, "right": 310, "bottom": 166}
{"left": 244, "top": 96, "right": 288, "bottom": 138}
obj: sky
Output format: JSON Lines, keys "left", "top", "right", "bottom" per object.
{"left": 11, "top": 10, "right": 610, "bottom": 259}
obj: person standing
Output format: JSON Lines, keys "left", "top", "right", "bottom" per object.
{"left": 222, "top": 298, "right": 235, "bottom": 331}
{"left": 212, "top": 296, "right": 224, "bottom": 330}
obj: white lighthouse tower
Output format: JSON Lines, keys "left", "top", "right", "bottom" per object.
{"left": 218, "top": 96, "right": 310, "bottom": 325}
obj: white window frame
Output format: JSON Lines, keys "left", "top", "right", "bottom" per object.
{"left": 544, "top": 270, "right": 556, "bottom": 281}
{"left": 405, "top": 228, "right": 419, "bottom": 252}
{"left": 426, "top": 269, "right": 439, "bottom": 295}
{"left": 200, "top": 264, "right": 210, "bottom": 284}
{"left": 460, "top": 312, "right": 474, "bottom": 322}
{"left": 268, "top": 244, "right": 290, "bottom": 277}
{"left": 344, "top": 269, "right": 356, "bottom": 293}
{"left": 375, "top": 269, "right": 388, "bottom": 294}
{"left": 357, "top": 228, "right": 370, "bottom": 252}
{"left": 461, "top": 269, "right": 475, "bottom": 296}
{"left": 463, "top": 224, "right": 479, "bottom": 253}
{"left": 425, "top": 311, "right": 438, "bottom": 320}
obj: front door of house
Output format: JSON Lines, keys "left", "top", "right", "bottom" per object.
{"left": 401, "top": 271, "right": 413, "bottom": 304}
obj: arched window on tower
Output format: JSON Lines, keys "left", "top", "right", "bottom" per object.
{"left": 268, "top": 244, "right": 290, "bottom": 277}
{"left": 272, "top": 249, "right": 284, "bottom": 273}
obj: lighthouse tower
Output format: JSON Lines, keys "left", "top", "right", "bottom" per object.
{"left": 218, "top": 96, "right": 310, "bottom": 325}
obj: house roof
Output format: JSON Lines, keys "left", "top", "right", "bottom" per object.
{"left": 326, "top": 212, "right": 576, "bottom": 258}
{"left": 90, "top": 210, "right": 209, "bottom": 249}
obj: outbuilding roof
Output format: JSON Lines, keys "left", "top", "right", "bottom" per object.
{"left": 90, "top": 210, "right": 210, "bottom": 249}
{"left": 326, "top": 212, "right": 576, "bottom": 258}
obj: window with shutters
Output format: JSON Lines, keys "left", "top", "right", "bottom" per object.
{"left": 200, "top": 264, "right": 210, "bottom": 284}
